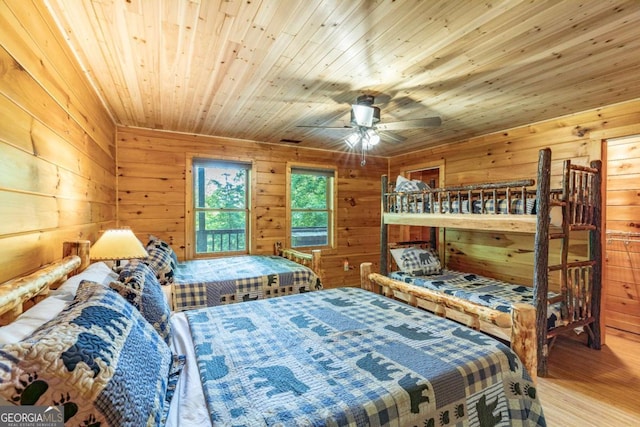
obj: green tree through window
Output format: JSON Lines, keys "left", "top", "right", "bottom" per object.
{"left": 289, "top": 167, "right": 335, "bottom": 248}
{"left": 193, "top": 160, "right": 250, "bottom": 253}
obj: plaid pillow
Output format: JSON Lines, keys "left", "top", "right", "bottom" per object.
{"left": 395, "top": 175, "right": 431, "bottom": 192}
{"left": 147, "top": 235, "right": 179, "bottom": 265}
{"left": 390, "top": 247, "right": 441, "bottom": 276}
{"left": 511, "top": 197, "right": 536, "bottom": 215}
{"left": 142, "top": 239, "right": 177, "bottom": 286}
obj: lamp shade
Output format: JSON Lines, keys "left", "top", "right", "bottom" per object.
{"left": 90, "top": 228, "right": 149, "bottom": 261}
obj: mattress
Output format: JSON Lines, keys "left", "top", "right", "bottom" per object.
{"left": 171, "top": 255, "right": 321, "bottom": 311}
{"left": 167, "top": 287, "right": 546, "bottom": 426}
{"left": 389, "top": 269, "right": 564, "bottom": 330}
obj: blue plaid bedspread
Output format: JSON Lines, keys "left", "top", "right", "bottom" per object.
{"left": 390, "top": 269, "right": 563, "bottom": 330}
{"left": 172, "top": 255, "right": 321, "bottom": 311}
{"left": 185, "top": 287, "right": 546, "bottom": 426}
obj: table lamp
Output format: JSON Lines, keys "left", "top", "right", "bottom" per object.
{"left": 90, "top": 228, "right": 148, "bottom": 269}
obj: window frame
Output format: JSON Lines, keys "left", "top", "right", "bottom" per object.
{"left": 186, "top": 154, "right": 255, "bottom": 259}
{"left": 286, "top": 162, "right": 337, "bottom": 250}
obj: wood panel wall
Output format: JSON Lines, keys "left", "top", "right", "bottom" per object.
{"left": 605, "top": 135, "right": 640, "bottom": 335}
{"left": 116, "top": 127, "right": 387, "bottom": 288}
{"left": 390, "top": 99, "right": 640, "bottom": 336}
{"left": 0, "top": 0, "right": 116, "bottom": 283}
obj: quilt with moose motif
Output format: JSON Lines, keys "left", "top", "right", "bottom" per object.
{"left": 172, "top": 255, "right": 321, "bottom": 311}
{"left": 185, "top": 287, "right": 546, "bottom": 426}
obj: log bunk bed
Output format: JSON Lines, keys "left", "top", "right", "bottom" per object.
{"left": 360, "top": 147, "right": 603, "bottom": 378}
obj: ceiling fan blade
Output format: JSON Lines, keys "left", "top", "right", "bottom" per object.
{"left": 376, "top": 116, "right": 442, "bottom": 131}
{"left": 378, "top": 130, "right": 406, "bottom": 143}
{"left": 296, "top": 125, "right": 352, "bottom": 130}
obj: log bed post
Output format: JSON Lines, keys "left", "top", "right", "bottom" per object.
{"left": 589, "top": 159, "right": 603, "bottom": 349}
{"left": 63, "top": 240, "right": 91, "bottom": 277}
{"left": 533, "top": 148, "right": 551, "bottom": 378}
{"left": 511, "top": 303, "right": 538, "bottom": 383}
{"left": 381, "top": 175, "right": 389, "bottom": 276}
{"left": 360, "top": 262, "right": 375, "bottom": 293}
{"left": 274, "top": 242, "right": 324, "bottom": 288}
{"left": 311, "top": 249, "right": 322, "bottom": 286}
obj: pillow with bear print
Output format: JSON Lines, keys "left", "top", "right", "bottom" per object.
{"left": 0, "top": 281, "right": 182, "bottom": 427}
{"left": 390, "top": 246, "right": 442, "bottom": 276}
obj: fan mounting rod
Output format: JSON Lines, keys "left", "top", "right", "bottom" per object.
{"left": 355, "top": 94, "right": 375, "bottom": 106}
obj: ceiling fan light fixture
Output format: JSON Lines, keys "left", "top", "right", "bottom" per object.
{"left": 364, "top": 128, "right": 380, "bottom": 147}
{"left": 298, "top": 93, "right": 441, "bottom": 166}
{"left": 350, "top": 104, "right": 380, "bottom": 127}
{"left": 345, "top": 132, "right": 360, "bottom": 148}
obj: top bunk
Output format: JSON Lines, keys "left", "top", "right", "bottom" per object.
{"left": 382, "top": 148, "right": 601, "bottom": 234}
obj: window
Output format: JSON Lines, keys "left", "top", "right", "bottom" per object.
{"left": 192, "top": 159, "right": 251, "bottom": 255}
{"left": 287, "top": 165, "right": 336, "bottom": 248}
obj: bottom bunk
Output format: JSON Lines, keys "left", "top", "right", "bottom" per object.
{"left": 360, "top": 262, "right": 538, "bottom": 381}
{"left": 361, "top": 254, "right": 601, "bottom": 380}
{"left": 388, "top": 269, "right": 566, "bottom": 334}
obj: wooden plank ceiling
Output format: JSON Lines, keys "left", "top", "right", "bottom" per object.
{"left": 44, "top": 0, "right": 640, "bottom": 156}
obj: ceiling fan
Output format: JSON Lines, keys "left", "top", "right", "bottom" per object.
{"left": 298, "top": 94, "right": 441, "bottom": 165}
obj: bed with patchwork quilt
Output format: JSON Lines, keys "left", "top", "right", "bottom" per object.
{"left": 139, "top": 236, "right": 323, "bottom": 311}
{"left": 167, "top": 287, "right": 545, "bottom": 426}
{"left": 171, "top": 255, "right": 322, "bottom": 311}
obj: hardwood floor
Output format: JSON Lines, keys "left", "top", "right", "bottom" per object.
{"left": 537, "top": 329, "right": 640, "bottom": 426}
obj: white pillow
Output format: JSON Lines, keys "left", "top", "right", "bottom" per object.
{"left": 0, "top": 262, "right": 117, "bottom": 345}
{"left": 51, "top": 261, "right": 118, "bottom": 300}
{"left": 0, "top": 295, "right": 69, "bottom": 344}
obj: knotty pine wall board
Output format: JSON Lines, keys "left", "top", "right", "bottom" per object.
{"left": 0, "top": 0, "right": 116, "bottom": 283}
{"left": 605, "top": 134, "right": 640, "bottom": 334}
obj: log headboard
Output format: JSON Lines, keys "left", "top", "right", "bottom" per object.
{"left": 0, "top": 240, "right": 91, "bottom": 325}
{"left": 0, "top": 256, "right": 81, "bottom": 325}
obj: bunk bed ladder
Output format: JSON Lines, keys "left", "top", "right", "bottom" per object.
{"left": 537, "top": 156, "right": 603, "bottom": 377}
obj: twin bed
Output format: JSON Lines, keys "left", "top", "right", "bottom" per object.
{"left": 167, "top": 243, "right": 323, "bottom": 311}
{"left": 361, "top": 148, "right": 603, "bottom": 379}
{"left": 0, "top": 242, "right": 545, "bottom": 425}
